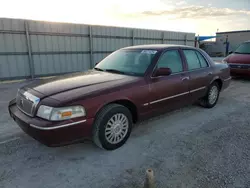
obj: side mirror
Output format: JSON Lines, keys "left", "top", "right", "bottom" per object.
{"left": 153, "top": 68, "right": 172, "bottom": 77}
{"left": 229, "top": 51, "right": 233, "bottom": 55}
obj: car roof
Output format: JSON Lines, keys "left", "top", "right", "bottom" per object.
{"left": 122, "top": 44, "right": 196, "bottom": 50}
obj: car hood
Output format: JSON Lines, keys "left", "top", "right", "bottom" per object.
{"left": 226, "top": 53, "right": 250, "bottom": 64}
{"left": 24, "top": 70, "right": 138, "bottom": 97}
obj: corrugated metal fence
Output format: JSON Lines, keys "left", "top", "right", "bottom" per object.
{"left": 0, "top": 18, "right": 195, "bottom": 80}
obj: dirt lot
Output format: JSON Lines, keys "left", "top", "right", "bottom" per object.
{"left": 1, "top": 79, "right": 250, "bottom": 188}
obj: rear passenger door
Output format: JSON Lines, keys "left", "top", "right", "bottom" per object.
{"left": 182, "top": 49, "right": 213, "bottom": 101}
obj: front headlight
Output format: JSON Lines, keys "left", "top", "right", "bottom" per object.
{"left": 37, "top": 105, "right": 86, "bottom": 121}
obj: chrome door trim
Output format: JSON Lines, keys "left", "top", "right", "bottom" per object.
{"left": 30, "top": 119, "right": 86, "bottom": 130}
{"left": 190, "top": 86, "right": 206, "bottom": 93}
{"left": 149, "top": 91, "right": 190, "bottom": 105}
{"left": 223, "top": 77, "right": 231, "bottom": 82}
{"left": 143, "top": 86, "right": 207, "bottom": 105}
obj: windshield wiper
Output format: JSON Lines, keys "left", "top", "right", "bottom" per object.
{"left": 95, "top": 68, "right": 127, "bottom": 75}
{"left": 105, "top": 69, "right": 126, "bottom": 74}
{"left": 94, "top": 67, "right": 104, "bottom": 71}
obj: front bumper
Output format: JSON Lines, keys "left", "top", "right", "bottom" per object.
{"left": 8, "top": 99, "right": 94, "bottom": 146}
{"left": 229, "top": 63, "right": 250, "bottom": 77}
{"left": 230, "top": 69, "right": 250, "bottom": 77}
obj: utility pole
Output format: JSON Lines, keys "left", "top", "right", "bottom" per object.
{"left": 225, "top": 35, "right": 229, "bottom": 56}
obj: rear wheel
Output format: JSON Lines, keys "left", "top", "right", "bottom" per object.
{"left": 199, "top": 82, "right": 220, "bottom": 108}
{"left": 92, "top": 104, "right": 133, "bottom": 150}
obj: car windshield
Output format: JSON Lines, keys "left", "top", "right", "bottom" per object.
{"left": 95, "top": 49, "right": 158, "bottom": 76}
{"left": 235, "top": 42, "right": 250, "bottom": 54}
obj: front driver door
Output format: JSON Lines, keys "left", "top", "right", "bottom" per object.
{"left": 148, "top": 49, "right": 191, "bottom": 112}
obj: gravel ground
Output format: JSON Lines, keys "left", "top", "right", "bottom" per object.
{"left": 1, "top": 79, "right": 250, "bottom": 188}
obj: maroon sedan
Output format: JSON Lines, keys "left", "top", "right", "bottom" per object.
{"left": 223, "top": 41, "right": 250, "bottom": 77}
{"left": 9, "top": 45, "right": 231, "bottom": 150}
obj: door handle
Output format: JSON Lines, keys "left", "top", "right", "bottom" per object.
{"left": 181, "top": 76, "right": 190, "bottom": 81}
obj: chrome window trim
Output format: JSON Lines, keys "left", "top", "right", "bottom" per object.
{"left": 30, "top": 119, "right": 87, "bottom": 130}
{"left": 182, "top": 67, "right": 210, "bottom": 73}
{"left": 151, "top": 66, "right": 211, "bottom": 79}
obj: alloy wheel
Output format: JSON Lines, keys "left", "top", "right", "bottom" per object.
{"left": 104, "top": 113, "right": 129, "bottom": 144}
{"left": 208, "top": 86, "right": 219, "bottom": 105}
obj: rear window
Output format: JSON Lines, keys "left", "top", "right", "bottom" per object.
{"left": 196, "top": 51, "right": 209, "bottom": 68}
{"left": 183, "top": 50, "right": 209, "bottom": 70}
{"left": 183, "top": 50, "right": 201, "bottom": 70}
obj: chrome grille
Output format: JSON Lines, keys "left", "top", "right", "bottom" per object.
{"left": 16, "top": 90, "right": 40, "bottom": 117}
{"left": 229, "top": 64, "right": 250, "bottom": 69}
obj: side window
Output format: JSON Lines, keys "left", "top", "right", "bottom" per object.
{"left": 195, "top": 51, "right": 209, "bottom": 68}
{"left": 156, "top": 50, "right": 183, "bottom": 73}
{"left": 183, "top": 50, "right": 201, "bottom": 70}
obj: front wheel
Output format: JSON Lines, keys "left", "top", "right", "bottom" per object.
{"left": 92, "top": 104, "right": 133, "bottom": 150}
{"left": 199, "top": 82, "right": 220, "bottom": 108}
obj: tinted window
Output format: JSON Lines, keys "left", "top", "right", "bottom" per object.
{"left": 95, "top": 49, "right": 157, "bottom": 76}
{"left": 183, "top": 50, "right": 201, "bottom": 70}
{"left": 196, "top": 51, "right": 208, "bottom": 68}
{"left": 235, "top": 43, "right": 250, "bottom": 54}
{"left": 156, "top": 50, "right": 183, "bottom": 73}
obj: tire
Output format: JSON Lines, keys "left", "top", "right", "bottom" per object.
{"left": 92, "top": 104, "right": 133, "bottom": 150}
{"left": 199, "top": 82, "right": 220, "bottom": 108}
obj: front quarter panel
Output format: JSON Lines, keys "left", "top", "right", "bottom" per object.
{"left": 70, "top": 80, "right": 150, "bottom": 120}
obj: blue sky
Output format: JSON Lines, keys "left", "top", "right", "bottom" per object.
{"left": 1, "top": 0, "right": 250, "bottom": 35}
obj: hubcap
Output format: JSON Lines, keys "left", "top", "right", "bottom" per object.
{"left": 208, "top": 86, "right": 218, "bottom": 104}
{"left": 105, "top": 113, "right": 129, "bottom": 144}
